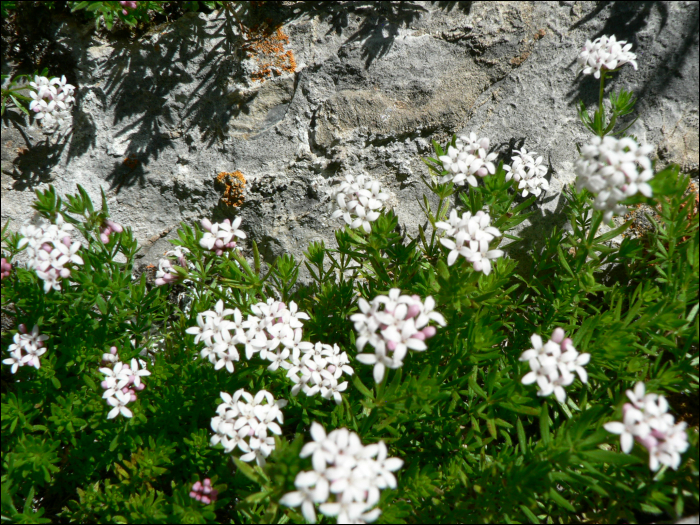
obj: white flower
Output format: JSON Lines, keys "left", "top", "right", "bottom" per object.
{"left": 330, "top": 173, "right": 390, "bottom": 233}
{"left": 576, "top": 35, "right": 638, "bottom": 79}
{"left": 604, "top": 382, "right": 689, "bottom": 471}
{"left": 28, "top": 74, "right": 75, "bottom": 131}
{"left": 575, "top": 135, "right": 654, "bottom": 222}
{"left": 352, "top": 289, "right": 443, "bottom": 383}
{"left": 436, "top": 209, "right": 503, "bottom": 272}
{"left": 504, "top": 148, "right": 549, "bottom": 197}
{"left": 107, "top": 390, "right": 133, "bottom": 419}
{"left": 210, "top": 389, "right": 286, "bottom": 467}
{"left": 520, "top": 328, "right": 589, "bottom": 402}
{"left": 3, "top": 349, "right": 24, "bottom": 374}
{"left": 17, "top": 216, "right": 82, "bottom": 293}
{"left": 437, "top": 133, "right": 497, "bottom": 187}
{"left": 283, "top": 422, "right": 401, "bottom": 524}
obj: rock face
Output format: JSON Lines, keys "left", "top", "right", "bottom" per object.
{"left": 2, "top": 1, "right": 698, "bottom": 277}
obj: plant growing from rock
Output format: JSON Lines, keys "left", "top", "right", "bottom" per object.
{"left": 1, "top": 33, "right": 698, "bottom": 525}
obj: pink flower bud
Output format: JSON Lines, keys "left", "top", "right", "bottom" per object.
{"left": 195, "top": 494, "right": 202, "bottom": 501}
{"left": 203, "top": 478, "right": 211, "bottom": 486}
{"left": 412, "top": 331, "right": 426, "bottom": 340}
{"left": 110, "top": 346, "right": 118, "bottom": 354}
{"left": 248, "top": 427, "right": 255, "bottom": 436}
{"left": 18, "top": 324, "right": 27, "bottom": 334}
{"left": 202, "top": 485, "right": 211, "bottom": 495}
{"left": 561, "top": 338, "right": 573, "bottom": 351}
{"left": 122, "top": 9, "right": 128, "bottom": 15}
{"left": 214, "top": 239, "right": 224, "bottom": 249}
{"left": 386, "top": 340, "right": 396, "bottom": 351}
{"left": 122, "top": 387, "right": 130, "bottom": 394}
{"left": 101, "top": 226, "right": 112, "bottom": 236}
{"left": 215, "top": 249, "right": 223, "bottom": 256}
{"left": 406, "top": 304, "right": 421, "bottom": 319}
{"left": 222, "top": 219, "right": 231, "bottom": 227}
{"left": 136, "top": 383, "right": 146, "bottom": 391}
{"left": 327, "top": 364, "right": 336, "bottom": 374}
{"left": 201, "top": 219, "right": 212, "bottom": 232}
{"left": 155, "top": 278, "right": 166, "bottom": 286}
{"left": 60, "top": 268, "right": 71, "bottom": 278}
{"left": 636, "top": 434, "right": 658, "bottom": 451}
{"left": 130, "top": 392, "right": 137, "bottom": 402}
{"left": 41, "top": 243, "right": 53, "bottom": 252}
{"left": 193, "top": 481, "right": 202, "bottom": 491}
{"left": 551, "top": 327, "right": 565, "bottom": 343}
{"left": 189, "top": 491, "right": 198, "bottom": 499}
{"left": 226, "top": 241, "right": 237, "bottom": 249}
{"left": 101, "top": 380, "right": 109, "bottom": 389}
{"left": 100, "top": 233, "right": 110, "bottom": 244}
{"left": 278, "top": 302, "right": 286, "bottom": 312}
{"left": 62, "top": 236, "right": 72, "bottom": 247}
{"left": 422, "top": 326, "right": 437, "bottom": 338}
{"left": 106, "top": 220, "right": 123, "bottom": 233}
{"left": 201, "top": 496, "right": 211, "bottom": 505}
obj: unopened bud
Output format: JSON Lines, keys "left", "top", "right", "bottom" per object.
{"left": 551, "top": 327, "right": 565, "bottom": 343}
{"left": 422, "top": 326, "right": 437, "bottom": 338}
{"left": 100, "top": 233, "right": 110, "bottom": 244}
{"left": 201, "top": 219, "right": 212, "bottom": 232}
{"left": 406, "top": 304, "right": 421, "bottom": 319}
{"left": 106, "top": 220, "right": 123, "bottom": 233}
{"left": 136, "top": 382, "right": 146, "bottom": 391}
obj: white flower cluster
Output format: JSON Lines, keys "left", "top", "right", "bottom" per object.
{"left": 576, "top": 35, "right": 638, "bottom": 79}
{"left": 29, "top": 75, "right": 75, "bottom": 130}
{"left": 285, "top": 341, "right": 354, "bottom": 404}
{"left": 18, "top": 215, "right": 84, "bottom": 293}
{"left": 280, "top": 422, "right": 403, "bottom": 524}
{"left": 186, "top": 298, "right": 302, "bottom": 367}
{"left": 504, "top": 147, "right": 549, "bottom": 197}
{"left": 437, "top": 132, "right": 497, "bottom": 187}
{"left": 575, "top": 135, "right": 654, "bottom": 222}
{"left": 210, "top": 389, "right": 287, "bottom": 467}
{"left": 200, "top": 218, "right": 246, "bottom": 256}
{"left": 436, "top": 209, "right": 504, "bottom": 273}
{"left": 604, "top": 382, "right": 689, "bottom": 471}
{"left": 331, "top": 174, "right": 390, "bottom": 233}
{"left": 99, "top": 355, "right": 151, "bottom": 419}
{"left": 352, "top": 289, "right": 446, "bottom": 383}
{"left": 155, "top": 246, "right": 191, "bottom": 286}
{"left": 3, "top": 324, "right": 48, "bottom": 373}
{"left": 520, "top": 328, "right": 590, "bottom": 403}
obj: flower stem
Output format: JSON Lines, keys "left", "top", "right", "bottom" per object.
{"left": 598, "top": 72, "right": 606, "bottom": 137}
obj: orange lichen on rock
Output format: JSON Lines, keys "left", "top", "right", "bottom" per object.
{"left": 215, "top": 171, "right": 246, "bottom": 207}
{"left": 241, "top": 21, "right": 296, "bottom": 83}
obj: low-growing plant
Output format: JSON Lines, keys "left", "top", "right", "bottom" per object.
{"left": 1, "top": 32, "right": 698, "bottom": 525}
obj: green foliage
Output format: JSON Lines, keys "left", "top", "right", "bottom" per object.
{"left": 1, "top": 20, "right": 698, "bottom": 525}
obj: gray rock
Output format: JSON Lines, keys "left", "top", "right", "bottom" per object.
{"left": 1, "top": 1, "right": 698, "bottom": 280}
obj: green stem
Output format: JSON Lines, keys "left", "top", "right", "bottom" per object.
{"left": 598, "top": 72, "right": 606, "bottom": 137}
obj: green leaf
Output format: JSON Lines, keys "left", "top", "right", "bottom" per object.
{"left": 581, "top": 449, "right": 643, "bottom": 466}
{"left": 233, "top": 457, "right": 263, "bottom": 484}
{"left": 351, "top": 375, "right": 374, "bottom": 400}
{"left": 549, "top": 488, "right": 576, "bottom": 512}
{"left": 520, "top": 504, "right": 540, "bottom": 524}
